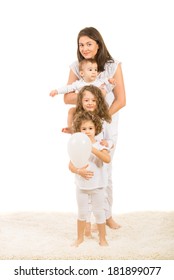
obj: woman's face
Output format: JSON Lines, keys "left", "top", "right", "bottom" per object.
{"left": 78, "top": 36, "right": 99, "bottom": 59}
{"left": 82, "top": 90, "right": 97, "bottom": 112}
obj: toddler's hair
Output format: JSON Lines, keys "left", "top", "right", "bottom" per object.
{"left": 79, "top": 58, "right": 98, "bottom": 71}
{"left": 73, "top": 111, "right": 103, "bottom": 136}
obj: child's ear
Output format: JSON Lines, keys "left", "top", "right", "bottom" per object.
{"left": 80, "top": 70, "right": 84, "bottom": 77}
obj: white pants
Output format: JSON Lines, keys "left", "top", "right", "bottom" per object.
{"left": 104, "top": 113, "right": 119, "bottom": 219}
{"left": 85, "top": 113, "right": 119, "bottom": 222}
{"left": 104, "top": 146, "right": 116, "bottom": 219}
{"left": 76, "top": 187, "right": 105, "bottom": 224}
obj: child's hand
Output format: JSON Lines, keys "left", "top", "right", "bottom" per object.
{"left": 108, "top": 78, "right": 116, "bottom": 86}
{"left": 77, "top": 165, "right": 94, "bottom": 180}
{"left": 49, "top": 89, "right": 58, "bottom": 97}
{"left": 100, "top": 139, "right": 108, "bottom": 147}
{"left": 99, "top": 84, "right": 107, "bottom": 97}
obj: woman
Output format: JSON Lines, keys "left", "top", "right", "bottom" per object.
{"left": 64, "top": 27, "right": 126, "bottom": 229}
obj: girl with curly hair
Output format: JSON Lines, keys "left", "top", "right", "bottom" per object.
{"left": 69, "top": 111, "right": 111, "bottom": 247}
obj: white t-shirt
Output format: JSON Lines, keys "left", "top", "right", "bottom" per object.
{"left": 70, "top": 59, "right": 120, "bottom": 107}
{"left": 75, "top": 141, "right": 110, "bottom": 190}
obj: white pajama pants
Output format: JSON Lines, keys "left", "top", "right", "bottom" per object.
{"left": 104, "top": 146, "right": 116, "bottom": 219}
{"left": 104, "top": 113, "right": 118, "bottom": 219}
{"left": 76, "top": 187, "right": 105, "bottom": 224}
{"left": 84, "top": 113, "right": 119, "bottom": 222}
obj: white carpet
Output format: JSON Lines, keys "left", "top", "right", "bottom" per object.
{"left": 0, "top": 211, "right": 174, "bottom": 260}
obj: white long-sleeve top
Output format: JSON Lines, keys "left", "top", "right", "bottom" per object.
{"left": 57, "top": 76, "right": 115, "bottom": 94}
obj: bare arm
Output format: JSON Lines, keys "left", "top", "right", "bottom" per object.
{"left": 64, "top": 69, "right": 79, "bottom": 105}
{"left": 69, "top": 161, "right": 94, "bottom": 180}
{"left": 92, "top": 147, "right": 111, "bottom": 163}
{"left": 109, "top": 64, "right": 126, "bottom": 116}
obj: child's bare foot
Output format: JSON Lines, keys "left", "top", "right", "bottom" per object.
{"left": 85, "top": 222, "right": 92, "bottom": 238}
{"left": 62, "top": 127, "right": 73, "bottom": 134}
{"left": 106, "top": 217, "right": 121, "bottom": 229}
{"left": 71, "top": 238, "right": 84, "bottom": 247}
{"left": 99, "top": 239, "right": 108, "bottom": 246}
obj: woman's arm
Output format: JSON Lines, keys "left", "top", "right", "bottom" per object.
{"left": 92, "top": 147, "right": 111, "bottom": 163}
{"left": 109, "top": 64, "right": 126, "bottom": 116}
{"left": 64, "top": 69, "right": 79, "bottom": 105}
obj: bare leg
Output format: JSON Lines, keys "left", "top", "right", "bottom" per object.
{"left": 72, "top": 220, "right": 86, "bottom": 247}
{"left": 98, "top": 223, "right": 108, "bottom": 246}
{"left": 85, "top": 222, "right": 92, "bottom": 238}
{"left": 62, "top": 107, "right": 75, "bottom": 133}
{"left": 62, "top": 127, "right": 73, "bottom": 133}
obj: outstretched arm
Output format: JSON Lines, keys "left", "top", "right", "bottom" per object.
{"left": 64, "top": 69, "right": 79, "bottom": 104}
{"left": 49, "top": 81, "right": 81, "bottom": 97}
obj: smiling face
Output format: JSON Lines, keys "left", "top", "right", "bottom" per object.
{"left": 81, "top": 90, "right": 97, "bottom": 112}
{"left": 78, "top": 36, "right": 99, "bottom": 59}
{"left": 80, "top": 120, "right": 95, "bottom": 140}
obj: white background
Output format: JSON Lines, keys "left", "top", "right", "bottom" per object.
{"left": 0, "top": 0, "right": 174, "bottom": 215}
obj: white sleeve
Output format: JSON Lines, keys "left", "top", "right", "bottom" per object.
{"left": 69, "top": 61, "right": 81, "bottom": 79}
{"left": 95, "top": 122, "right": 115, "bottom": 150}
{"left": 57, "top": 80, "right": 82, "bottom": 94}
{"left": 102, "top": 122, "right": 116, "bottom": 150}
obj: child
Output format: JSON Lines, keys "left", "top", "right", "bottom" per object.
{"left": 72, "top": 84, "right": 113, "bottom": 148}
{"left": 49, "top": 58, "right": 115, "bottom": 96}
{"left": 69, "top": 111, "right": 111, "bottom": 246}
{"left": 49, "top": 59, "right": 115, "bottom": 132}
{"left": 71, "top": 85, "right": 120, "bottom": 235}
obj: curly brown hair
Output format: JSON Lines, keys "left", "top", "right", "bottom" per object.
{"left": 75, "top": 85, "right": 111, "bottom": 123}
{"left": 73, "top": 111, "right": 103, "bottom": 136}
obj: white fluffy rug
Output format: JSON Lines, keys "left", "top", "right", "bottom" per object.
{"left": 0, "top": 211, "right": 174, "bottom": 260}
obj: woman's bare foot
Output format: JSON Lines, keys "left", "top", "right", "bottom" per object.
{"left": 71, "top": 238, "right": 84, "bottom": 247}
{"left": 62, "top": 127, "right": 73, "bottom": 134}
{"left": 99, "top": 239, "right": 108, "bottom": 246}
{"left": 106, "top": 217, "right": 121, "bottom": 229}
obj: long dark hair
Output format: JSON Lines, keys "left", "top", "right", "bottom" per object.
{"left": 77, "top": 27, "right": 114, "bottom": 72}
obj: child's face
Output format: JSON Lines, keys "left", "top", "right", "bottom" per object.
{"left": 80, "top": 120, "right": 95, "bottom": 139}
{"left": 82, "top": 90, "right": 97, "bottom": 112}
{"left": 80, "top": 62, "right": 98, "bottom": 82}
